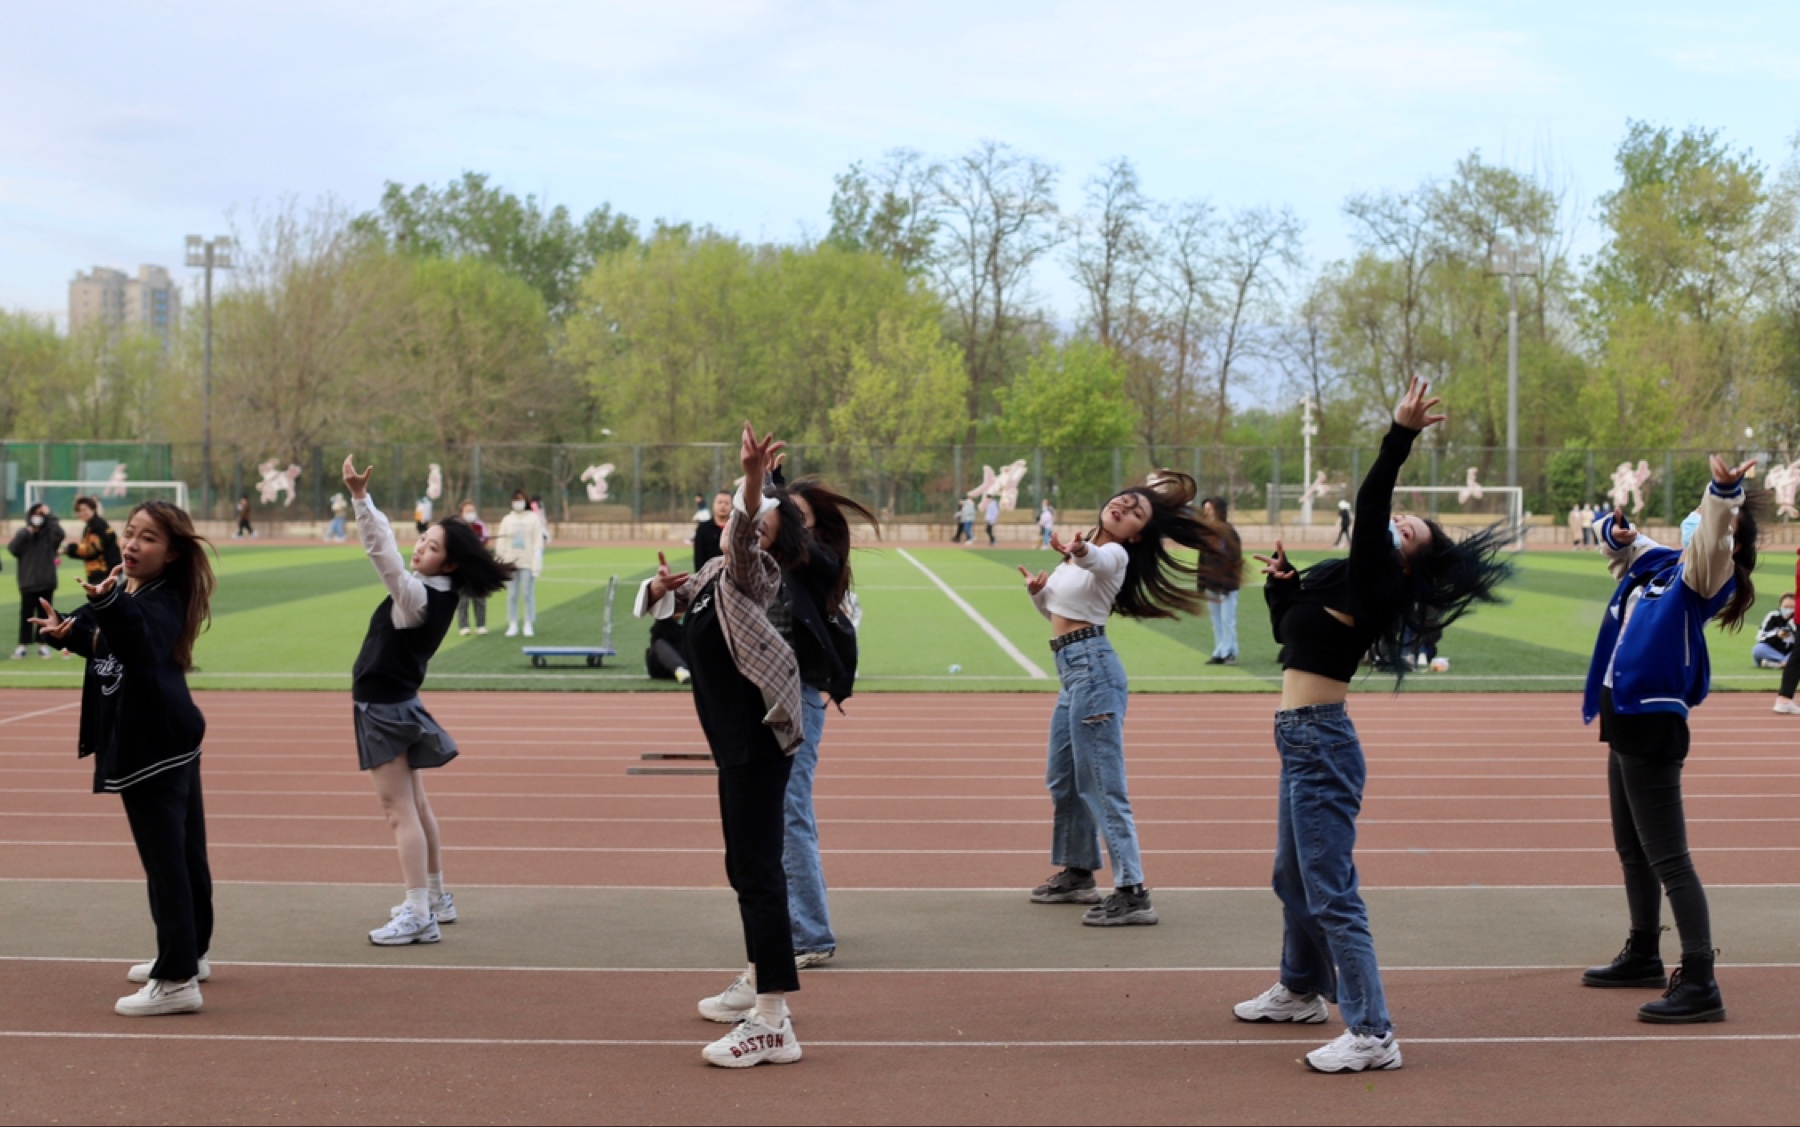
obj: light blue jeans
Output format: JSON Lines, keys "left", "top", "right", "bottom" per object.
{"left": 1046, "top": 634, "right": 1143, "bottom": 887}
{"left": 1209, "top": 589, "right": 1239, "bottom": 659}
{"left": 1272, "top": 702, "right": 1393, "bottom": 1035}
{"left": 1751, "top": 642, "right": 1789, "bottom": 667}
{"left": 506, "top": 571, "right": 536, "bottom": 628}
{"left": 785, "top": 685, "right": 836, "bottom": 953}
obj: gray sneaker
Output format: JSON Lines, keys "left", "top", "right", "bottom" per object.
{"left": 1081, "top": 886, "right": 1158, "bottom": 926}
{"left": 1030, "top": 868, "right": 1102, "bottom": 904}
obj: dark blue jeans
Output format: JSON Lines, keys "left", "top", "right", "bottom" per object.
{"left": 1271, "top": 702, "right": 1392, "bottom": 1035}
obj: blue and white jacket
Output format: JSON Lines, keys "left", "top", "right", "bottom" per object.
{"left": 1582, "top": 483, "right": 1744, "bottom": 723}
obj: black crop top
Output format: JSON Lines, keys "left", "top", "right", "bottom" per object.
{"left": 1265, "top": 422, "right": 1420, "bottom": 682}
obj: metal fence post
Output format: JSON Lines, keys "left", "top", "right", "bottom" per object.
{"left": 1584, "top": 449, "right": 1595, "bottom": 506}
{"left": 1664, "top": 451, "right": 1676, "bottom": 521}
{"left": 632, "top": 445, "right": 643, "bottom": 525}
{"left": 1032, "top": 447, "right": 1043, "bottom": 507}
{"left": 953, "top": 444, "right": 963, "bottom": 498}
{"left": 1268, "top": 447, "right": 1281, "bottom": 526}
{"left": 471, "top": 444, "right": 483, "bottom": 512}
{"left": 1111, "top": 447, "right": 1122, "bottom": 497}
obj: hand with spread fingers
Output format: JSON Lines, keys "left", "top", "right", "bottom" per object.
{"left": 342, "top": 455, "right": 374, "bottom": 499}
{"left": 1253, "top": 539, "right": 1297, "bottom": 581}
{"left": 1018, "top": 565, "right": 1050, "bottom": 597}
{"left": 649, "top": 550, "right": 691, "bottom": 602}
{"left": 27, "top": 597, "right": 73, "bottom": 642}
{"left": 1609, "top": 510, "right": 1638, "bottom": 548}
{"left": 1710, "top": 455, "right": 1756, "bottom": 491}
{"left": 82, "top": 564, "right": 125, "bottom": 600}
{"left": 1393, "top": 375, "right": 1447, "bottom": 432}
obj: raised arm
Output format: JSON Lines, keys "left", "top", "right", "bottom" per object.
{"left": 345, "top": 456, "right": 430, "bottom": 628}
{"left": 1682, "top": 455, "right": 1753, "bottom": 599}
{"left": 1349, "top": 378, "right": 1437, "bottom": 576}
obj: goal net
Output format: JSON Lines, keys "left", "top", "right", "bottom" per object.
{"left": 1263, "top": 482, "right": 1526, "bottom": 540}
{"left": 24, "top": 480, "right": 190, "bottom": 518}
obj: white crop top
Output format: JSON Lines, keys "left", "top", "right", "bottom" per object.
{"left": 1030, "top": 542, "right": 1128, "bottom": 625}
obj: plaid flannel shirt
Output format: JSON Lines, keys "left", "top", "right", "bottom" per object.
{"left": 637, "top": 499, "right": 804, "bottom": 754}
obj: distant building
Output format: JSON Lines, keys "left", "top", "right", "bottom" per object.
{"left": 68, "top": 265, "right": 181, "bottom": 348}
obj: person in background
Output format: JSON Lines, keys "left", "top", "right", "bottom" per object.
{"left": 414, "top": 495, "right": 433, "bottom": 536}
{"left": 11, "top": 502, "right": 64, "bottom": 659}
{"left": 1570, "top": 503, "right": 1588, "bottom": 549}
{"left": 954, "top": 496, "right": 976, "bottom": 545}
{"left": 1335, "top": 499, "right": 1353, "bottom": 548}
{"left": 496, "top": 489, "right": 545, "bottom": 638}
{"left": 66, "top": 496, "right": 121, "bottom": 587}
{"left": 529, "top": 495, "right": 551, "bottom": 627}
{"left": 1038, "top": 500, "right": 1056, "bottom": 549}
{"left": 983, "top": 494, "right": 1000, "bottom": 546}
{"left": 1775, "top": 551, "right": 1800, "bottom": 715}
{"left": 234, "top": 496, "right": 254, "bottom": 539}
{"left": 454, "top": 500, "right": 490, "bottom": 636}
{"left": 1752, "top": 593, "right": 1794, "bottom": 670}
{"left": 327, "top": 493, "right": 349, "bottom": 542}
{"left": 1200, "top": 496, "right": 1243, "bottom": 667}
{"left": 695, "top": 489, "right": 731, "bottom": 571}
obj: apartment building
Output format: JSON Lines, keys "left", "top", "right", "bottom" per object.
{"left": 68, "top": 265, "right": 181, "bottom": 347}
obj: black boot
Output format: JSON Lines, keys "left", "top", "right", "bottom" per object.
{"left": 1582, "top": 930, "right": 1667, "bottom": 988}
{"left": 1638, "top": 951, "right": 1725, "bottom": 1024}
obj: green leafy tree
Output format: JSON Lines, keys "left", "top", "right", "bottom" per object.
{"left": 995, "top": 339, "right": 1138, "bottom": 503}
{"left": 0, "top": 311, "right": 64, "bottom": 438}
{"left": 828, "top": 315, "right": 969, "bottom": 511}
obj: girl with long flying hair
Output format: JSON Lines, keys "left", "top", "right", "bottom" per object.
{"left": 1577, "top": 457, "right": 1760, "bottom": 1024}
{"left": 1020, "top": 470, "right": 1236, "bottom": 928}
{"left": 1235, "top": 376, "right": 1514, "bottom": 1073}
{"left": 32, "top": 501, "right": 217, "bottom": 1015}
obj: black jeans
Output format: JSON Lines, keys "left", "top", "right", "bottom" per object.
{"left": 19, "top": 586, "right": 54, "bottom": 646}
{"left": 1600, "top": 691, "right": 1711, "bottom": 955}
{"left": 717, "top": 754, "right": 799, "bottom": 994}
{"left": 1781, "top": 659, "right": 1800, "bottom": 700}
{"left": 119, "top": 759, "right": 214, "bottom": 981}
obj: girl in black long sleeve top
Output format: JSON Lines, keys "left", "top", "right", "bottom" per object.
{"left": 32, "top": 501, "right": 217, "bottom": 1018}
{"left": 1236, "top": 377, "right": 1513, "bottom": 1074}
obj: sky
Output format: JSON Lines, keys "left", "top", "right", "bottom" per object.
{"left": 4, "top": 0, "right": 1799, "bottom": 329}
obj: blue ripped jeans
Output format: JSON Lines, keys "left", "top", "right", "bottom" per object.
{"left": 1271, "top": 702, "right": 1393, "bottom": 1035}
{"left": 784, "top": 685, "right": 836, "bottom": 954}
{"left": 1046, "top": 634, "right": 1143, "bottom": 888}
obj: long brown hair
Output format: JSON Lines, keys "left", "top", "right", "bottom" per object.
{"left": 1714, "top": 490, "right": 1763, "bottom": 632}
{"left": 127, "top": 501, "right": 215, "bottom": 672}
{"left": 787, "top": 477, "right": 881, "bottom": 613}
{"left": 1106, "top": 472, "right": 1238, "bottom": 620}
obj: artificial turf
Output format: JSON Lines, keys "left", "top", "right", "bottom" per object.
{"left": 0, "top": 541, "right": 1790, "bottom": 694}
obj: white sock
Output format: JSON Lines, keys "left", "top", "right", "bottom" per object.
{"left": 405, "top": 888, "right": 430, "bottom": 918}
{"left": 426, "top": 873, "right": 444, "bottom": 899}
{"left": 754, "top": 993, "right": 788, "bottom": 1025}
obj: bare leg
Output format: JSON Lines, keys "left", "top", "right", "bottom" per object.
{"left": 411, "top": 768, "right": 443, "bottom": 876}
{"left": 370, "top": 759, "right": 428, "bottom": 890}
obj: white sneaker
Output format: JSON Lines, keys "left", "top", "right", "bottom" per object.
{"left": 505, "top": 623, "right": 520, "bottom": 637}
{"left": 38, "top": 645, "right": 53, "bottom": 658}
{"left": 369, "top": 906, "right": 440, "bottom": 946}
{"left": 459, "top": 627, "right": 471, "bottom": 636}
{"left": 522, "top": 624, "right": 534, "bottom": 638}
{"left": 1233, "top": 982, "right": 1330, "bottom": 1024}
{"left": 129, "top": 956, "right": 210, "bottom": 984}
{"left": 794, "top": 949, "right": 835, "bottom": 971}
{"left": 9, "top": 646, "right": 24, "bottom": 659}
{"left": 1774, "top": 697, "right": 1800, "bottom": 715}
{"left": 390, "top": 891, "right": 456, "bottom": 924}
{"left": 1305, "top": 1030, "right": 1403, "bottom": 1073}
{"left": 673, "top": 667, "right": 691, "bottom": 685}
{"left": 115, "top": 978, "right": 202, "bottom": 1016}
{"left": 476, "top": 626, "right": 488, "bottom": 636}
{"left": 698, "top": 971, "right": 756, "bottom": 1023}
{"left": 702, "top": 1013, "right": 802, "bottom": 1068}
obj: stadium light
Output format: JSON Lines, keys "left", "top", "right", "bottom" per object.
{"left": 186, "top": 236, "right": 234, "bottom": 516}
{"left": 1487, "top": 242, "right": 1541, "bottom": 489}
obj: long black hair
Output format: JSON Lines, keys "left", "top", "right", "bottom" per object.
{"left": 1715, "top": 489, "right": 1764, "bottom": 632}
{"left": 126, "top": 501, "right": 216, "bottom": 673}
{"left": 1103, "top": 472, "right": 1239, "bottom": 620}
{"left": 787, "top": 476, "right": 881, "bottom": 613}
{"left": 438, "top": 518, "right": 516, "bottom": 596}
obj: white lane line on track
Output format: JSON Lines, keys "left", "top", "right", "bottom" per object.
{"left": 0, "top": 701, "right": 79, "bottom": 726}
{"left": 5, "top": 877, "right": 1798, "bottom": 891}
{"left": 896, "top": 548, "right": 1048, "bottom": 679}
{"left": 5, "top": 788, "right": 1799, "bottom": 802}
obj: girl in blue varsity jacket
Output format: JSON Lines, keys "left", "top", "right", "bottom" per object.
{"left": 31, "top": 501, "right": 216, "bottom": 1017}
{"left": 341, "top": 457, "right": 513, "bottom": 948}
{"left": 1579, "top": 455, "right": 1760, "bottom": 1024}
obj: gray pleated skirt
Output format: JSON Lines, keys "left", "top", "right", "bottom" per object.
{"left": 354, "top": 698, "right": 459, "bottom": 771}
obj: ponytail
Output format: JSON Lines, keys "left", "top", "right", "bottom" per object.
{"left": 1715, "top": 492, "right": 1764, "bottom": 632}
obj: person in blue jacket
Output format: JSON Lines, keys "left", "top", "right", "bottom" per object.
{"left": 1579, "top": 455, "right": 1761, "bottom": 1024}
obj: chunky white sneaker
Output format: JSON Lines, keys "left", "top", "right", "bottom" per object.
{"left": 459, "top": 627, "right": 471, "bottom": 636}
{"left": 702, "top": 1013, "right": 802, "bottom": 1068}
{"left": 522, "top": 624, "right": 534, "bottom": 638}
{"left": 505, "top": 623, "right": 520, "bottom": 637}
{"left": 390, "top": 892, "right": 456, "bottom": 924}
{"left": 115, "top": 978, "right": 202, "bottom": 1016}
{"left": 9, "top": 646, "right": 24, "bottom": 659}
{"left": 698, "top": 971, "right": 756, "bottom": 1023}
{"left": 1233, "top": 982, "right": 1330, "bottom": 1024}
{"left": 1773, "top": 697, "right": 1800, "bottom": 715}
{"left": 369, "top": 906, "right": 440, "bottom": 946}
{"left": 475, "top": 626, "right": 488, "bottom": 636}
{"left": 794, "top": 949, "right": 835, "bottom": 970}
{"left": 1304, "top": 1030, "right": 1403, "bottom": 1073}
{"left": 129, "top": 956, "right": 210, "bottom": 985}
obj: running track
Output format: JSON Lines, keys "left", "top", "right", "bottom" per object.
{"left": 0, "top": 689, "right": 1795, "bottom": 1125}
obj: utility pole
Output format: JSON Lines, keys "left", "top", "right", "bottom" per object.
{"left": 1300, "top": 393, "right": 1318, "bottom": 526}
{"left": 185, "top": 236, "right": 233, "bottom": 516}
{"left": 1486, "top": 241, "right": 1541, "bottom": 489}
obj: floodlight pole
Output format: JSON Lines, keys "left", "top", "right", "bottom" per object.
{"left": 1300, "top": 394, "right": 1318, "bottom": 526}
{"left": 1487, "top": 242, "right": 1540, "bottom": 489}
{"left": 186, "top": 236, "right": 233, "bottom": 516}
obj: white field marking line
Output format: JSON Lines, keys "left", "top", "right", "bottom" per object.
{"left": 3, "top": 1029, "right": 1799, "bottom": 1049}
{"left": 5, "top": 876, "right": 1798, "bottom": 892}
{"left": 9, "top": 955, "right": 1800, "bottom": 975}
{"left": 896, "top": 548, "right": 1048, "bottom": 680}
{"left": 0, "top": 701, "right": 79, "bottom": 727}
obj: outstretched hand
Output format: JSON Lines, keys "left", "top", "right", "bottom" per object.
{"left": 342, "top": 455, "right": 373, "bottom": 499}
{"left": 1393, "top": 375, "right": 1446, "bottom": 432}
{"left": 1609, "top": 510, "right": 1638, "bottom": 547}
{"left": 26, "top": 597, "right": 73, "bottom": 641}
{"left": 649, "top": 551, "right": 690, "bottom": 602}
{"left": 1048, "top": 529, "right": 1086, "bottom": 560}
{"left": 1018, "top": 565, "right": 1049, "bottom": 597}
{"left": 1253, "top": 539, "right": 1297, "bottom": 581}
{"left": 1710, "top": 455, "right": 1756, "bottom": 491}
{"left": 82, "top": 564, "right": 124, "bottom": 600}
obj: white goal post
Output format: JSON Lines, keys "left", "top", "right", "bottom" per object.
{"left": 23, "top": 480, "right": 190, "bottom": 516}
{"left": 1264, "top": 482, "right": 1526, "bottom": 543}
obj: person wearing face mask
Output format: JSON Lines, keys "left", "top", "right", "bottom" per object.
{"left": 10, "top": 502, "right": 65, "bottom": 659}
{"left": 453, "top": 499, "right": 490, "bottom": 636}
{"left": 1240, "top": 377, "right": 1515, "bottom": 1073}
{"left": 495, "top": 490, "right": 545, "bottom": 638}
{"left": 1017, "top": 472, "right": 1237, "bottom": 930}
{"left": 1752, "top": 593, "right": 1795, "bottom": 670}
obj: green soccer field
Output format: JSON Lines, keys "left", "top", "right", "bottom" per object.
{"left": 1, "top": 543, "right": 1790, "bottom": 693}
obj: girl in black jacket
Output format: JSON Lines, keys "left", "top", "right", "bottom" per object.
{"left": 10, "top": 502, "right": 64, "bottom": 658}
{"left": 31, "top": 501, "right": 216, "bottom": 1016}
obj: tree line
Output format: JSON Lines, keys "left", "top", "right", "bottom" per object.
{"left": 3, "top": 119, "right": 1799, "bottom": 509}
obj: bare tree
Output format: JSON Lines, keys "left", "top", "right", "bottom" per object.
{"left": 930, "top": 142, "right": 1063, "bottom": 447}
{"left": 1148, "top": 200, "right": 1217, "bottom": 451}
{"left": 1205, "top": 205, "right": 1304, "bottom": 440}
{"left": 1343, "top": 189, "right": 1440, "bottom": 394}
{"left": 1069, "top": 158, "right": 1152, "bottom": 348}
{"left": 1277, "top": 280, "right": 1339, "bottom": 444}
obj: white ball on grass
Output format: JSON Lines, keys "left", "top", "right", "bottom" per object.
{"left": 948, "top": 664, "right": 962, "bottom": 674}
{"left": 1430, "top": 657, "right": 1450, "bottom": 673}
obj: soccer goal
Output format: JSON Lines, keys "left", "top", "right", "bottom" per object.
{"left": 23, "top": 480, "right": 190, "bottom": 517}
{"left": 1388, "top": 485, "right": 1526, "bottom": 542}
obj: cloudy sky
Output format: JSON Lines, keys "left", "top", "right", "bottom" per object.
{"left": 4, "top": 0, "right": 1798, "bottom": 323}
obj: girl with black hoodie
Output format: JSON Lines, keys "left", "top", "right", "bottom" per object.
{"left": 31, "top": 501, "right": 216, "bottom": 1016}
{"left": 10, "top": 502, "right": 64, "bottom": 658}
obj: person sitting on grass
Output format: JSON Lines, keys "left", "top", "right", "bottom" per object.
{"left": 342, "top": 456, "right": 514, "bottom": 948}
{"left": 1752, "top": 593, "right": 1794, "bottom": 670}
{"left": 31, "top": 502, "right": 216, "bottom": 1017}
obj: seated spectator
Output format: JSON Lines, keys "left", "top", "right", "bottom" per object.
{"left": 1753, "top": 593, "right": 1796, "bottom": 669}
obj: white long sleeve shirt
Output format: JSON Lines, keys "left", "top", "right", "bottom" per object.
{"left": 356, "top": 496, "right": 452, "bottom": 629}
{"left": 1030, "top": 542, "right": 1128, "bottom": 625}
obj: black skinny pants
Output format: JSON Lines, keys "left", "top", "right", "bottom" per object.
{"left": 19, "top": 586, "right": 54, "bottom": 646}
{"left": 1601, "top": 693, "right": 1711, "bottom": 955}
{"left": 718, "top": 754, "right": 799, "bottom": 994}
{"left": 119, "top": 759, "right": 214, "bottom": 981}
{"left": 1781, "top": 659, "right": 1800, "bottom": 700}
